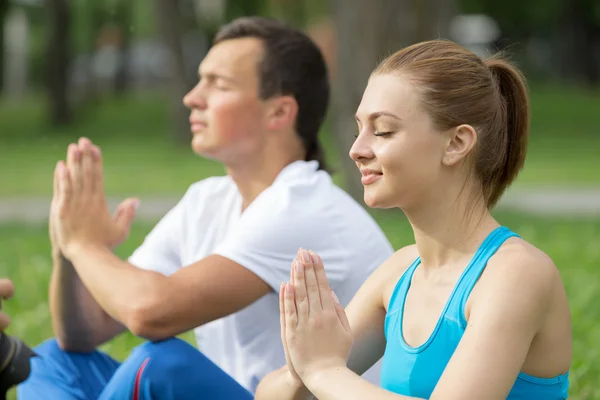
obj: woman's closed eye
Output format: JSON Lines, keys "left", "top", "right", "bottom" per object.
{"left": 353, "top": 131, "right": 394, "bottom": 139}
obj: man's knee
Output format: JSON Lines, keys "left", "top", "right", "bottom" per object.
{"left": 103, "top": 338, "right": 252, "bottom": 400}
{"left": 132, "top": 337, "right": 198, "bottom": 359}
{"left": 126, "top": 337, "right": 205, "bottom": 374}
{"left": 101, "top": 338, "right": 210, "bottom": 399}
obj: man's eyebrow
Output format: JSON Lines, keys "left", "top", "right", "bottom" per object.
{"left": 198, "top": 71, "right": 237, "bottom": 83}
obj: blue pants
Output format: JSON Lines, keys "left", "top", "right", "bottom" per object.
{"left": 17, "top": 338, "right": 253, "bottom": 400}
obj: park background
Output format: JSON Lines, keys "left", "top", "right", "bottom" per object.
{"left": 1, "top": 0, "right": 599, "bottom": 398}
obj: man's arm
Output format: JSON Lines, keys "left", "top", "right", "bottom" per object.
{"left": 65, "top": 243, "right": 272, "bottom": 340}
{"left": 49, "top": 146, "right": 138, "bottom": 351}
{"left": 49, "top": 250, "right": 125, "bottom": 351}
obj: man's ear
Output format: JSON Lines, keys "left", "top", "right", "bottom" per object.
{"left": 266, "top": 96, "right": 298, "bottom": 131}
{"left": 442, "top": 124, "right": 478, "bottom": 166}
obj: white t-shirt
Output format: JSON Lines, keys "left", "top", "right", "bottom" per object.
{"left": 128, "top": 160, "right": 394, "bottom": 393}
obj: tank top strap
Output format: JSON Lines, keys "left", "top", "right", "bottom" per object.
{"left": 384, "top": 256, "right": 422, "bottom": 336}
{"left": 448, "top": 226, "right": 520, "bottom": 327}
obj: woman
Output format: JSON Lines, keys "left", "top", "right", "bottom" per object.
{"left": 255, "top": 40, "right": 572, "bottom": 399}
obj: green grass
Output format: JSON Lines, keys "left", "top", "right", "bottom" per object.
{"left": 0, "top": 85, "right": 599, "bottom": 198}
{"left": 1, "top": 211, "right": 599, "bottom": 399}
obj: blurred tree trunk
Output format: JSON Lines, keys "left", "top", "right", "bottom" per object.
{"left": 156, "top": 0, "right": 195, "bottom": 142}
{"left": 0, "top": 0, "right": 9, "bottom": 94}
{"left": 332, "top": 0, "right": 410, "bottom": 202}
{"left": 560, "top": 0, "right": 600, "bottom": 86}
{"left": 47, "top": 0, "right": 71, "bottom": 126}
{"left": 114, "top": 0, "right": 133, "bottom": 94}
{"left": 413, "top": 0, "right": 457, "bottom": 42}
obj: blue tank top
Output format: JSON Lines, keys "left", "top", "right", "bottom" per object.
{"left": 380, "top": 226, "right": 569, "bottom": 399}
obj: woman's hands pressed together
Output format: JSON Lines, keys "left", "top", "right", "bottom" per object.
{"left": 281, "top": 248, "right": 353, "bottom": 387}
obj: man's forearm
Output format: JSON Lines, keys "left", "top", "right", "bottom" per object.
{"left": 255, "top": 368, "right": 315, "bottom": 400}
{"left": 66, "top": 243, "right": 164, "bottom": 335}
{"left": 50, "top": 249, "right": 124, "bottom": 351}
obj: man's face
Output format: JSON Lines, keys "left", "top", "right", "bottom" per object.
{"left": 183, "top": 37, "right": 268, "bottom": 163}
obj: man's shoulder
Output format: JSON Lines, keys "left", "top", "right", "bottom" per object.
{"left": 249, "top": 175, "right": 371, "bottom": 228}
{"left": 180, "top": 175, "right": 236, "bottom": 204}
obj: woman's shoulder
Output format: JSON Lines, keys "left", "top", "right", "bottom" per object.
{"left": 491, "top": 236, "right": 560, "bottom": 283}
{"left": 468, "top": 236, "right": 565, "bottom": 320}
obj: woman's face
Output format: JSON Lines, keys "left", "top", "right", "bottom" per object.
{"left": 350, "top": 73, "right": 450, "bottom": 210}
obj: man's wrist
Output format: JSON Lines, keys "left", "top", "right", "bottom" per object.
{"left": 63, "top": 240, "right": 106, "bottom": 262}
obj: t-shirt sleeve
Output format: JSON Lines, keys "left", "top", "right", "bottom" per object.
{"left": 213, "top": 191, "right": 344, "bottom": 292}
{"left": 128, "top": 197, "right": 185, "bottom": 276}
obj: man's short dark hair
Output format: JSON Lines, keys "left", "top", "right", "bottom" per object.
{"left": 214, "top": 16, "right": 330, "bottom": 171}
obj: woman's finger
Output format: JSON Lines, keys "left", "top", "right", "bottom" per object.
{"left": 280, "top": 282, "right": 286, "bottom": 336}
{"left": 284, "top": 283, "right": 298, "bottom": 329}
{"left": 332, "top": 289, "right": 351, "bottom": 333}
{"left": 310, "top": 251, "right": 334, "bottom": 309}
{"left": 299, "top": 249, "right": 322, "bottom": 313}
{"left": 293, "top": 261, "right": 309, "bottom": 323}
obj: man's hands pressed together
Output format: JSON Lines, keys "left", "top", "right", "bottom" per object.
{"left": 52, "top": 137, "right": 139, "bottom": 259}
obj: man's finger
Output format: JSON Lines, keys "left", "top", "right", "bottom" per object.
{"left": 79, "top": 137, "right": 94, "bottom": 194}
{"left": 113, "top": 198, "right": 139, "bottom": 234}
{"left": 52, "top": 160, "right": 62, "bottom": 207}
{"left": 0, "top": 279, "right": 14, "bottom": 299}
{"left": 66, "top": 143, "right": 82, "bottom": 194}
{"left": 91, "top": 145, "right": 104, "bottom": 194}
{"left": 56, "top": 162, "right": 72, "bottom": 212}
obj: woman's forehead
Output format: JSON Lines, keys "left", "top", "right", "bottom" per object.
{"left": 357, "top": 74, "right": 420, "bottom": 119}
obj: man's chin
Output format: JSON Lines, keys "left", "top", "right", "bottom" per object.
{"left": 191, "top": 138, "right": 217, "bottom": 158}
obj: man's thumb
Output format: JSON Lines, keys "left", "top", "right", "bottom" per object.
{"left": 114, "top": 197, "right": 139, "bottom": 230}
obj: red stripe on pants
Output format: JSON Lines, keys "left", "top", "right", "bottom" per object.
{"left": 133, "top": 358, "right": 151, "bottom": 400}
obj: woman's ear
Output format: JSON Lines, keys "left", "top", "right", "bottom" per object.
{"left": 442, "top": 124, "right": 477, "bottom": 166}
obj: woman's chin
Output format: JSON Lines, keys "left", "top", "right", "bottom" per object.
{"left": 364, "top": 189, "right": 398, "bottom": 210}
{"left": 364, "top": 192, "right": 383, "bottom": 209}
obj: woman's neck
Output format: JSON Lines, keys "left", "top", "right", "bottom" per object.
{"left": 405, "top": 191, "right": 499, "bottom": 270}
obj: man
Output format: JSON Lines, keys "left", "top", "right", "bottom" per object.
{"left": 18, "top": 16, "right": 393, "bottom": 399}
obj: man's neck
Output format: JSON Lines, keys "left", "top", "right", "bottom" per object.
{"left": 226, "top": 154, "right": 304, "bottom": 212}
